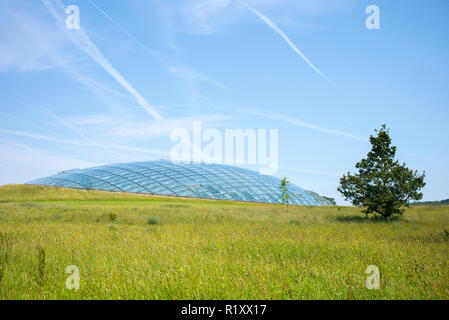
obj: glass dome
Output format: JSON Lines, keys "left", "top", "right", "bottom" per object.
{"left": 27, "top": 160, "right": 333, "bottom": 206}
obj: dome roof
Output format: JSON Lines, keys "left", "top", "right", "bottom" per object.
{"left": 27, "top": 160, "right": 332, "bottom": 206}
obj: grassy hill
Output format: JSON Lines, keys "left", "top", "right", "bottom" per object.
{"left": 0, "top": 184, "right": 448, "bottom": 299}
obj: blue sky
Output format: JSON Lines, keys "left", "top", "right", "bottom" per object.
{"left": 0, "top": 0, "right": 448, "bottom": 204}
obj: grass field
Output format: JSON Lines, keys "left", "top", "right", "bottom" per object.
{"left": 0, "top": 184, "right": 448, "bottom": 300}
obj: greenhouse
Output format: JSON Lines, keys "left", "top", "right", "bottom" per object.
{"left": 27, "top": 160, "right": 333, "bottom": 206}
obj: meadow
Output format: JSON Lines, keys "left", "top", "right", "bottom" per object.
{"left": 0, "top": 184, "right": 448, "bottom": 300}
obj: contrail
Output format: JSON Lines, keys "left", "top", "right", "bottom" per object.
{"left": 34, "top": 107, "right": 89, "bottom": 141}
{"left": 86, "top": 0, "right": 229, "bottom": 90}
{"left": 41, "top": 0, "right": 162, "bottom": 120}
{"left": 240, "top": 109, "right": 367, "bottom": 142}
{"left": 86, "top": 0, "right": 164, "bottom": 64}
{"left": 0, "top": 139, "right": 41, "bottom": 156}
{"left": 58, "top": 62, "right": 139, "bottom": 104}
{"left": 0, "top": 128, "right": 169, "bottom": 156}
{"left": 194, "top": 93, "right": 363, "bottom": 142}
{"left": 247, "top": 6, "right": 335, "bottom": 88}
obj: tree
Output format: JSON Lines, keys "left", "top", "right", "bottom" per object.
{"left": 338, "top": 125, "right": 425, "bottom": 219}
{"left": 323, "top": 196, "right": 337, "bottom": 206}
{"left": 280, "top": 177, "right": 291, "bottom": 211}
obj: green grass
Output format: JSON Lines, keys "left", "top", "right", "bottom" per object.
{"left": 0, "top": 184, "right": 448, "bottom": 300}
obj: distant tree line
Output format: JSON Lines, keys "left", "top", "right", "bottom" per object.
{"left": 410, "top": 199, "right": 449, "bottom": 206}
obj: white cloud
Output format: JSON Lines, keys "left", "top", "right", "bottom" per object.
{"left": 240, "top": 109, "right": 367, "bottom": 142}
{"left": 69, "top": 113, "right": 230, "bottom": 139}
{"left": 188, "top": 0, "right": 232, "bottom": 34}
{"left": 167, "top": 65, "right": 230, "bottom": 90}
{"left": 86, "top": 0, "right": 164, "bottom": 63}
{"left": 178, "top": 0, "right": 356, "bottom": 34}
{"left": 0, "top": 3, "right": 70, "bottom": 72}
{"left": 57, "top": 62, "right": 139, "bottom": 104}
{"left": 0, "top": 1, "right": 158, "bottom": 117}
{"left": 0, "top": 128, "right": 169, "bottom": 157}
{"left": 288, "top": 0, "right": 356, "bottom": 17}
{"left": 34, "top": 107, "right": 90, "bottom": 141}
{"left": 86, "top": 0, "right": 229, "bottom": 91}
{"left": 0, "top": 142, "right": 97, "bottom": 184}
{"left": 42, "top": 0, "right": 163, "bottom": 120}
{"left": 191, "top": 95, "right": 365, "bottom": 142}
{"left": 247, "top": 6, "right": 335, "bottom": 88}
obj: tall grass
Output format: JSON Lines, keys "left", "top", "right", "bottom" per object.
{"left": 35, "top": 246, "right": 46, "bottom": 286}
{"left": 0, "top": 184, "right": 448, "bottom": 299}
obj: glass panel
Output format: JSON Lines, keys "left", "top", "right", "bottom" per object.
{"left": 26, "top": 160, "right": 331, "bottom": 206}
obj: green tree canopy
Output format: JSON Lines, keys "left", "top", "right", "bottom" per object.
{"left": 338, "top": 125, "right": 425, "bottom": 219}
{"left": 280, "top": 177, "right": 291, "bottom": 211}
